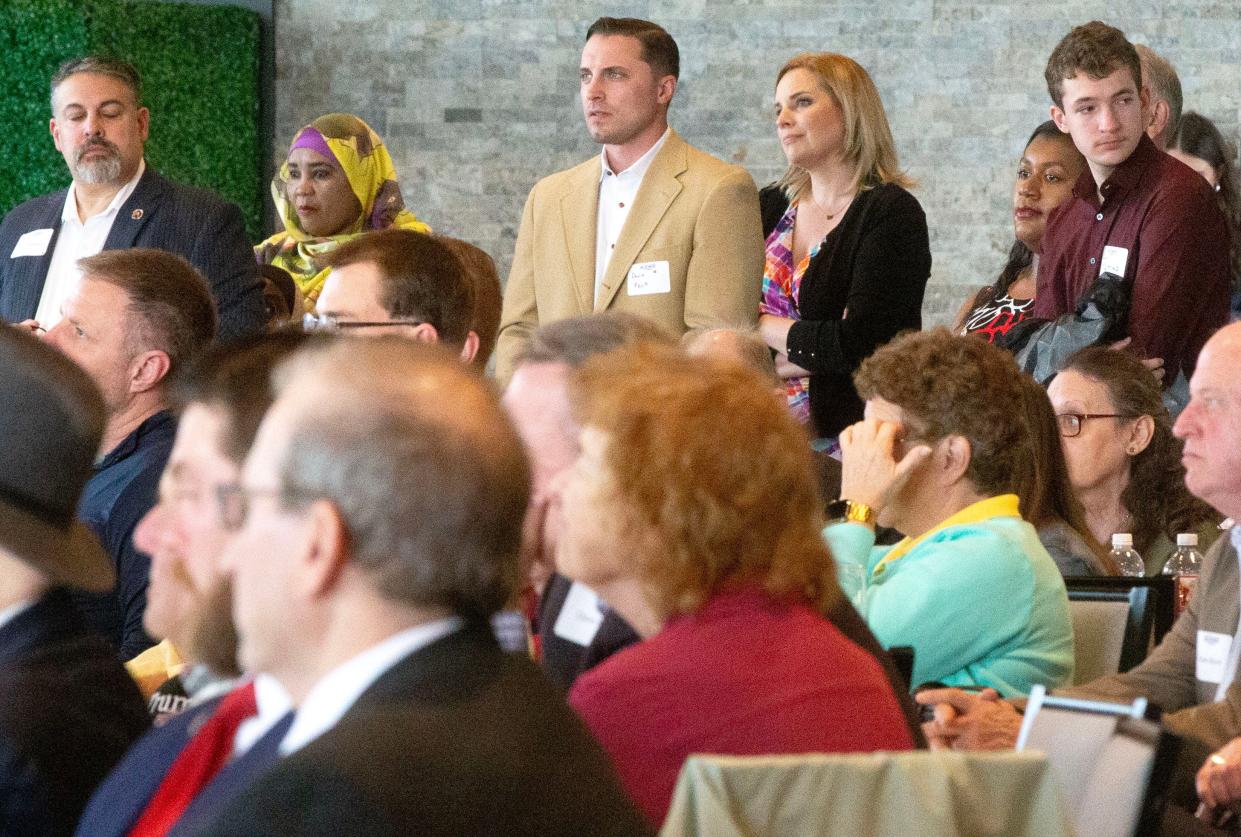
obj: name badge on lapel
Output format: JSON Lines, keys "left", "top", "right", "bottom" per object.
{"left": 553, "top": 582, "right": 606, "bottom": 646}
{"left": 10, "top": 228, "right": 53, "bottom": 258}
{"left": 627, "top": 260, "right": 671, "bottom": 296}
{"left": 1197, "top": 630, "right": 1232, "bottom": 683}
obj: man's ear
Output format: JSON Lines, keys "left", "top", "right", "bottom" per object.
{"left": 299, "top": 499, "right": 350, "bottom": 600}
{"left": 129, "top": 350, "right": 171, "bottom": 394}
{"left": 656, "top": 75, "right": 677, "bottom": 107}
{"left": 1050, "top": 104, "right": 1070, "bottom": 134}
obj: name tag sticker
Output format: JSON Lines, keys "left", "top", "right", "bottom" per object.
{"left": 1100, "top": 245, "right": 1129, "bottom": 278}
{"left": 627, "top": 260, "right": 671, "bottom": 296}
{"left": 11, "top": 229, "right": 53, "bottom": 259}
{"left": 553, "top": 581, "right": 606, "bottom": 646}
{"left": 1197, "top": 630, "right": 1233, "bottom": 683}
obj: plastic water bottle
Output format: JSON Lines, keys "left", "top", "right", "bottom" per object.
{"left": 1162, "top": 533, "right": 1204, "bottom": 616}
{"left": 1110, "top": 533, "right": 1145, "bottom": 577}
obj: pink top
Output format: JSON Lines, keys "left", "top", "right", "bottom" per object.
{"left": 569, "top": 587, "right": 914, "bottom": 825}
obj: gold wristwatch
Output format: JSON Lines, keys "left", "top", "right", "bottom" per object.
{"left": 826, "top": 499, "right": 876, "bottom": 526}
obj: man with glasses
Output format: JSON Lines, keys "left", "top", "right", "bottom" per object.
{"left": 308, "top": 228, "right": 480, "bottom": 363}
{"left": 43, "top": 248, "right": 216, "bottom": 661}
{"left": 77, "top": 333, "right": 308, "bottom": 837}
{"left": 194, "top": 337, "right": 645, "bottom": 835}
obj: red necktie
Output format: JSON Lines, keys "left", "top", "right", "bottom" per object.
{"left": 128, "top": 681, "right": 259, "bottom": 837}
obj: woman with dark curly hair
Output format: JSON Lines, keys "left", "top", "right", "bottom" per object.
{"left": 1047, "top": 346, "right": 1219, "bottom": 574}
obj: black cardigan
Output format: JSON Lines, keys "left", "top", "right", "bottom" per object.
{"left": 761, "top": 182, "right": 931, "bottom": 438}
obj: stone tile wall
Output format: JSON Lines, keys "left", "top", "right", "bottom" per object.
{"left": 272, "top": 1, "right": 1241, "bottom": 325}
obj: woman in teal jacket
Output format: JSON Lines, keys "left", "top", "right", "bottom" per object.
{"left": 824, "top": 329, "right": 1074, "bottom": 697}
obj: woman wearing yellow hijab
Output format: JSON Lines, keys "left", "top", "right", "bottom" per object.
{"left": 255, "top": 113, "right": 430, "bottom": 309}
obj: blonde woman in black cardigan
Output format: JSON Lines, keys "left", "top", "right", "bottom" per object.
{"left": 759, "top": 52, "right": 931, "bottom": 443}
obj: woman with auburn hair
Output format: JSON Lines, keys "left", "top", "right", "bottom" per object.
{"left": 1016, "top": 375, "right": 1116, "bottom": 576}
{"left": 558, "top": 343, "right": 913, "bottom": 826}
{"left": 1048, "top": 346, "right": 1219, "bottom": 574}
{"left": 255, "top": 113, "right": 430, "bottom": 311}
{"left": 758, "top": 52, "right": 931, "bottom": 444}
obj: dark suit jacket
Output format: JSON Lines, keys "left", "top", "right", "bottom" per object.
{"left": 0, "top": 169, "right": 265, "bottom": 340}
{"left": 76, "top": 688, "right": 293, "bottom": 837}
{"left": 200, "top": 622, "right": 650, "bottom": 837}
{"left": 0, "top": 589, "right": 149, "bottom": 837}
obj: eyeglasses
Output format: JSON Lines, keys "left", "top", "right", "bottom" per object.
{"left": 302, "top": 313, "right": 425, "bottom": 332}
{"left": 215, "top": 482, "right": 287, "bottom": 531}
{"left": 1055, "top": 412, "right": 1138, "bottom": 438}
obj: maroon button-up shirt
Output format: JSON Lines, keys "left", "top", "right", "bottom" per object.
{"left": 1033, "top": 133, "right": 1230, "bottom": 381}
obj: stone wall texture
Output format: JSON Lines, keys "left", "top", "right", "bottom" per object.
{"left": 271, "top": 0, "right": 1241, "bottom": 325}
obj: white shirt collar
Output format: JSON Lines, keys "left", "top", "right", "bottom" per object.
{"left": 1229, "top": 520, "right": 1241, "bottom": 556}
{"left": 61, "top": 158, "right": 146, "bottom": 225}
{"left": 599, "top": 127, "right": 670, "bottom": 182}
{"left": 0, "top": 599, "right": 36, "bottom": 633}
{"left": 278, "top": 616, "right": 464, "bottom": 755}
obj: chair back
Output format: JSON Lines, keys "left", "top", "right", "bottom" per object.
{"left": 659, "top": 750, "right": 1073, "bottom": 837}
{"left": 1017, "top": 685, "right": 1181, "bottom": 837}
{"left": 1064, "top": 576, "right": 1175, "bottom": 683}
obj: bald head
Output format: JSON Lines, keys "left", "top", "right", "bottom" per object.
{"left": 1173, "top": 323, "right": 1241, "bottom": 519}
{"left": 686, "top": 328, "right": 778, "bottom": 385}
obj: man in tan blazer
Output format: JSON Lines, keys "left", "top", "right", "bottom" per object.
{"left": 495, "top": 17, "right": 764, "bottom": 383}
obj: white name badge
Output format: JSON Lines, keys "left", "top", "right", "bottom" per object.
{"left": 1100, "top": 245, "right": 1129, "bottom": 278}
{"left": 553, "top": 581, "right": 606, "bottom": 646}
{"left": 10, "top": 228, "right": 53, "bottom": 259}
{"left": 627, "top": 260, "right": 671, "bottom": 296}
{"left": 1197, "top": 630, "right": 1233, "bottom": 684}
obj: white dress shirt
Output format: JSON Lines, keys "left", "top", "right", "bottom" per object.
{"left": 229, "top": 673, "right": 294, "bottom": 760}
{"left": 594, "top": 128, "right": 670, "bottom": 304}
{"left": 35, "top": 159, "right": 146, "bottom": 329}
{"left": 278, "top": 616, "right": 463, "bottom": 756}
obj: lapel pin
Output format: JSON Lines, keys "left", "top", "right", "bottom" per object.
{"left": 131, "top": 208, "right": 144, "bottom": 220}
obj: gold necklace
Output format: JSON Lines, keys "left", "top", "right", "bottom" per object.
{"left": 812, "top": 192, "right": 855, "bottom": 221}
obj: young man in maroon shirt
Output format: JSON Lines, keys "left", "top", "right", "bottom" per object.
{"left": 1033, "top": 21, "right": 1230, "bottom": 384}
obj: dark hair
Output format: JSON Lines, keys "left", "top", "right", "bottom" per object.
{"left": 321, "top": 229, "right": 474, "bottom": 347}
{"left": 1015, "top": 375, "right": 1116, "bottom": 574}
{"left": 1044, "top": 21, "right": 1142, "bottom": 109}
{"left": 51, "top": 56, "right": 142, "bottom": 109}
{"left": 435, "top": 236, "right": 501, "bottom": 369}
{"left": 1060, "top": 346, "right": 1217, "bottom": 555}
{"left": 259, "top": 264, "right": 297, "bottom": 326}
{"left": 518, "top": 312, "right": 674, "bottom": 368}
{"left": 855, "top": 329, "right": 1027, "bottom": 496}
{"left": 977, "top": 122, "right": 1082, "bottom": 307}
{"left": 78, "top": 248, "right": 217, "bottom": 377}
{"left": 1169, "top": 112, "right": 1241, "bottom": 287}
{"left": 171, "top": 331, "right": 313, "bottom": 464}
{"left": 586, "top": 17, "right": 679, "bottom": 79}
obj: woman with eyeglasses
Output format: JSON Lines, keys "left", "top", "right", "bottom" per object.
{"left": 1047, "top": 346, "right": 1218, "bottom": 574}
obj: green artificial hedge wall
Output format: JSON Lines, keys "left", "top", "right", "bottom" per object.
{"left": 0, "top": 0, "right": 263, "bottom": 238}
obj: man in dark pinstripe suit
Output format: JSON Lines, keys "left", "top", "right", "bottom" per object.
{"left": 0, "top": 56, "right": 264, "bottom": 341}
